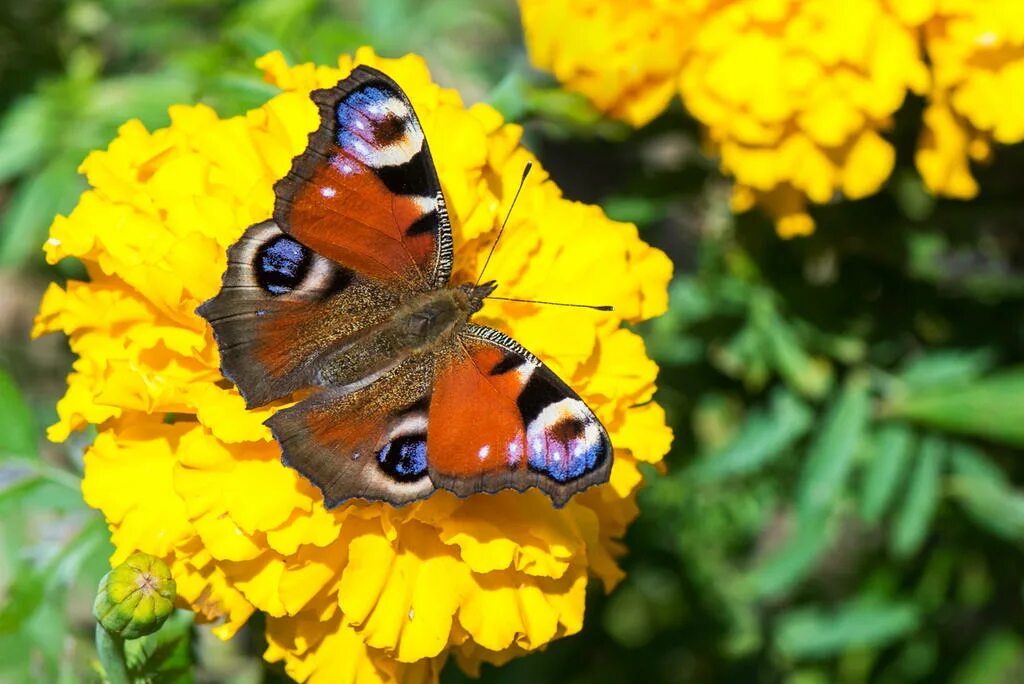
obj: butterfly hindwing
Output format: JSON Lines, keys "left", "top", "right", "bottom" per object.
{"left": 265, "top": 356, "right": 437, "bottom": 506}
{"left": 426, "top": 325, "right": 612, "bottom": 507}
{"left": 273, "top": 65, "right": 453, "bottom": 291}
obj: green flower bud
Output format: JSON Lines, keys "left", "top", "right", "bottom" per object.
{"left": 93, "top": 553, "right": 176, "bottom": 639}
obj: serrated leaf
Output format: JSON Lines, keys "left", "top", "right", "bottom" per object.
{"left": 887, "top": 369, "right": 1024, "bottom": 446}
{"left": 797, "top": 374, "right": 871, "bottom": 518}
{"left": 775, "top": 598, "right": 919, "bottom": 659}
{"left": 692, "top": 389, "right": 813, "bottom": 482}
{"left": 891, "top": 436, "right": 945, "bottom": 558}
{"left": 860, "top": 424, "right": 915, "bottom": 523}
{"left": 0, "top": 368, "right": 37, "bottom": 459}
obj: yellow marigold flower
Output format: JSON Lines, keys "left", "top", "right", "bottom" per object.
{"left": 33, "top": 48, "right": 672, "bottom": 683}
{"left": 521, "top": 0, "right": 1024, "bottom": 236}
{"left": 521, "top": 0, "right": 694, "bottom": 127}
{"left": 917, "top": 0, "right": 1024, "bottom": 196}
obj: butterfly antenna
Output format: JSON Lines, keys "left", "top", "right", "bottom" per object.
{"left": 475, "top": 161, "right": 533, "bottom": 287}
{"left": 489, "top": 296, "right": 614, "bottom": 312}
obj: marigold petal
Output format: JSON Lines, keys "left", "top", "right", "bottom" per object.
{"left": 81, "top": 422, "right": 194, "bottom": 559}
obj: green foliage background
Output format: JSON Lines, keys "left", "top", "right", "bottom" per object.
{"left": 1, "top": 1, "right": 1023, "bottom": 682}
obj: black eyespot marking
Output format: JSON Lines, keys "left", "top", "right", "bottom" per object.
{"left": 490, "top": 353, "right": 526, "bottom": 376}
{"left": 377, "top": 147, "right": 432, "bottom": 196}
{"left": 377, "top": 434, "right": 428, "bottom": 482}
{"left": 517, "top": 372, "right": 565, "bottom": 424}
{"left": 255, "top": 236, "right": 309, "bottom": 295}
{"left": 375, "top": 113, "right": 408, "bottom": 145}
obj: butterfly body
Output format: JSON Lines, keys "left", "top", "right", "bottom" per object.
{"left": 198, "top": 66, "right": 612, "bottom": 508}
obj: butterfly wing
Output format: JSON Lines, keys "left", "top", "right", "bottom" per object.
{"left": 201, "top": 66, "right": 611, "bottom": 508}
{"left": 196, "top": 220, "right": 403, "bottom": 408}
{"left": 262, "top": 324, "right": 612, "bottom": 509}
{"left": 425, "top": 325, "right": 613, "bottom": 507}
{"left": 199, "top": 65, "right": 453, "bottom": 407}
{"left": 274, "top": 65, "right": 453, "bottom": 291}
{"left": 265, "top": 356, "right": 437, "bottom": 506}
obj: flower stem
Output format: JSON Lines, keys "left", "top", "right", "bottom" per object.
{"left": 95, "top": 625, "right": 130, "bottom": 684}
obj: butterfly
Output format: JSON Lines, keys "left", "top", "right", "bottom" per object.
{"left": 197, "top": 66, "right": 611, "bottom": 508}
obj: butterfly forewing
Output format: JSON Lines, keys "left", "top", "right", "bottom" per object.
{"left": 273, "top": 66, "right": 454, "bottom": 291}
{"left": 196, "top": 220, "right": 401, "bottom": 408}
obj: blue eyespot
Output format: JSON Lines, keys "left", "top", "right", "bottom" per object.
{"left": 527, "top": 418, "right": 609, "bottom": 483}
{"left": 255, "top": 236, "right": 309, "bottom": 295}
{"left": 377, "top": 435, "right": 428, "bottom": 482}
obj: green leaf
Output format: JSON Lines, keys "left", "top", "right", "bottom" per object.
{"left": 126, "top": 610, "right": 194, "bottom": 684}
{"left": 948, "top": 444, "right": 1024, "bottom": 542}
{"left": 0, "top": 94, "right": 52, "bottom": 183}
{"left": 898, "top": 349, "right": 996, "bottom": 391}
{"left": 752, "top": 296, "right": 832, "bottom": 399}
{"left": 712, "top": 321, "right": 771, "bottom": 389}
{"left": 892, "top": 169, "right": 937, "bottom": 221}
{"left": 0, "top": 476, "right": 45, "bottom": 507}
{"left": 692, "top": 389, "right": 813, "bottom": 482}
{"left": 887, "top": 369, "right": 1024, "bottom": 446}
{"left": 0, "top": 158, "right": 85, "bottom": 268}
{"left": 775, "top": 598, "right": 919, "bottom": 660}
{"left": 0, "top": 368, "right": 37, "bottom": 459}
{"left": 948, "top": 442, "right": 1006, "bottom": 483}
{"left": 797, "top": 374, "right": 871, "bottom": 518}
{"left": 0, "top": 564, "right": 46, "bottom": 634}
{"left": 951, "top": 631, "right": 1024, "bottom": 684}
{"left": 860, "top": 424, "right": 915, "bottom": 523}
{"left": 891, "top": 436, "right": 946, "bottom": 558}
{"left": 748, "top": 516, "right": 831, "bottom": 599}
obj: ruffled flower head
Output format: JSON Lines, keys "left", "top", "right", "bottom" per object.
{"left": 522, "top": 0, "right": 1024, "bottom": 237}
{"left": 33, "top": 48, "right": 672, "bottom": 682}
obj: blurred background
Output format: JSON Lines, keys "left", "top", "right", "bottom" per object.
{"left": 2, "top": 1, "right": 1023, "bottom": 682}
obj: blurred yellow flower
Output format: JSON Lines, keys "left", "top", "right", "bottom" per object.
{"left": 521, "top": 0, "right": 1024, "bottom": 237}
{"left": 916, "top": 0, "right": 1024, "bottom": 197}
{"left": 33, "top": 48, "right": 672, "bottom": 683}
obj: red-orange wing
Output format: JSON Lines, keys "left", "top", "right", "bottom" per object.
{"left": 273, "top": 66, "right": 453, "bottom": 291}
{"left": 426, "top": 325, "right": 612, "bottom": 507}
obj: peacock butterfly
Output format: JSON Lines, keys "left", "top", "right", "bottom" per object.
{"left": 197, "top": 66, "right": 611, "bottom": 507}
